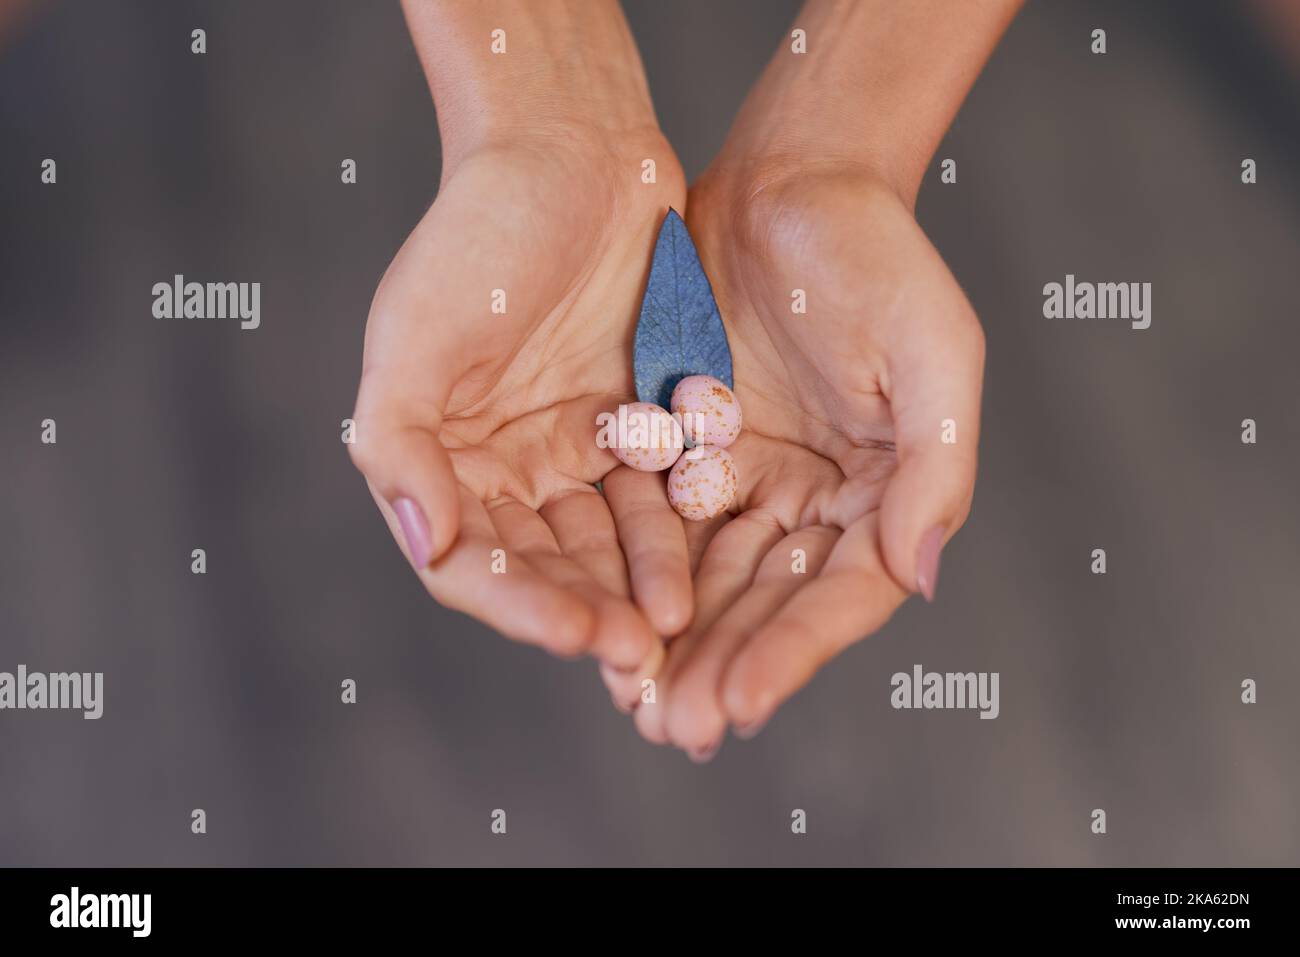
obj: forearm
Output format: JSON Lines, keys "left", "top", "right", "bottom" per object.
{"left": 716, "top": 0, "right": 1023, "bottom": 207}
{"left": 401, "top": 0, "right": 659, "bottom": 171}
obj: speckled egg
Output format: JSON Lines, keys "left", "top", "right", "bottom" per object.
{"left": 610, "top": 402, "right": 684, "bottom": 472}
{"left": 667, "top": 445, "right": 737, "bottom": 521}
{"left": 670, "top": 375, "right": 742, "bottom": 448}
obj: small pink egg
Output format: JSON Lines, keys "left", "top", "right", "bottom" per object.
{"left": 671, "top": 375, "right": 742, "bottom": 448}
{"left": 609, "top": 402, "right": 684, "bottom": 472}
{"left": 667, "top": 445, "right": 737, "bottom": 521}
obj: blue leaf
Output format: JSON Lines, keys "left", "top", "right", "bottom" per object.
{"left": 634, "top": 209, "right": 733, "bottom": 409}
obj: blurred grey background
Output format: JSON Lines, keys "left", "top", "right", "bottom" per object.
{"left": 1, "top": 0, "right": 1298, "bottom": 866}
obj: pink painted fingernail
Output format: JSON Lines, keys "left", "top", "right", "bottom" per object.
{"left": 688, "top": 739, "right": 722, "bottom": 764}
{"left": 394, "top": 497, "right": 433, "bottom": 569}
{"left": 916, "top": 525, "right": 945, "bottom": 602}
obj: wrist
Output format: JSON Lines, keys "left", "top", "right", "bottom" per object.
{"left": 402, "top": 0, "right": 660, "bottom": 173}
{"left": 711, "top": 0, "right": 1022, "bottom": 209}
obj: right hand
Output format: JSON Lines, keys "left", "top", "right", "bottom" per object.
{"left": 349, "top": 127, "right": 689, "bottom": 678}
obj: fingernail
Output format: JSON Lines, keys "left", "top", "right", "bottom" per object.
{"left": 734, "top": 714, "right": 770, "bottom": 740}
{"left": 393, "top": 497, "right": 433, "bottom": 569}
{"left": 688, "top": 739, "right": 721, "bottom": 764}
{"left": 916, "top": 525, "right": 945, "bottom": 602}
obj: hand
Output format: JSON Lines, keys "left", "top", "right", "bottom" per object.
{"left": 350, "top": 1, "right": 697, "bottom": 676}
{"left": 349, "top": 127, "right": 688, "bottom": 670}
{"left": 618, "top": 0, "right": 1016, "bottom": 758}
{"left": 629, "top": 161, "right": 985, "bottom": 758}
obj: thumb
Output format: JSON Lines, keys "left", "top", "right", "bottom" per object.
{"left": 349, "top": 383, "right": 460, "bottom": 569}
{"left": 878, "top": 316, "right": 984, "bottom": 602}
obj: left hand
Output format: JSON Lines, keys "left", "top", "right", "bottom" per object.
{"left": 625, "top": 161, "right": 985, "bottom": 759}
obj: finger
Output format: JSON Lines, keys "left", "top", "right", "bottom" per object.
{"left": 661, "top": 526, "right": 837, "bottom": 755}
{"left": 664, "top": 511, "right": 789, "bottom": 662}
{"left": 603, "top": 467, "right": 693, "bottom": 638}
{"left": 633, "top": 511, "right": 784, "bottom": 749}
{"left": 721, "top": 515, "right": 909, "bottom": 728}
{"left": 490, "top": 499, "right": 654, "bottom": 670}
{"left": 879, "top": 298, "right": 984, "bottom": 602}
{"left": 598, "top": 638, "right": 665, "bottom": 714}
{"left": 545, "top": 490, "right": 668, "bottom": 698}
{"left": 373, "top": 486, "right": 595, "bottom": 654}
{"left": 350, "top": 384, "right": 460, "bottom": 568}
{"left": 683, "top": 511, "right": 729, "bottom": 577}
{"left": 539, "top": 488, "right": 630, "bottom": 597}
